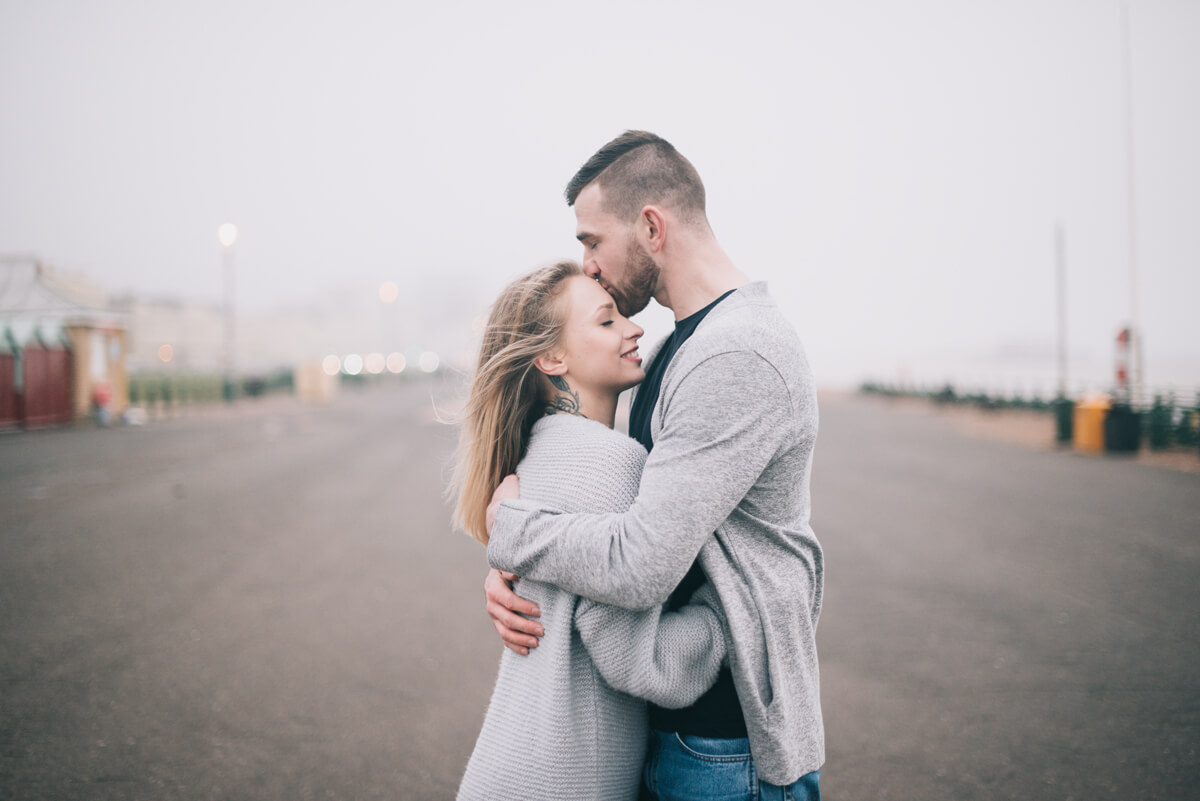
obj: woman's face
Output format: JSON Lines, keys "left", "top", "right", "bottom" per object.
{"left": 557, "top": 275, "right": 645, "bottom": 395}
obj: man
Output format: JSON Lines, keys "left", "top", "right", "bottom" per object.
{"left": 484, "top": 131, "right": 824, "bottom": 800}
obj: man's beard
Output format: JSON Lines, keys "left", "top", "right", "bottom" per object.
{"left": 609, "top": 240, "right": 660, "bottom": 317}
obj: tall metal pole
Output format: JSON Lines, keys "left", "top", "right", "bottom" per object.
{"left": 218, "top": 224, "right": 238, "bottom": 401}
{"left": 1121, "top": 2, "right": 1143, "bottom": 406}
{"left": 1055, "top": 222, "right": 1068, "bottom": 398}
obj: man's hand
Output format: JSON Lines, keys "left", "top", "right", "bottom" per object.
{"left": 484, "top": 568, "right": 544, "bottom": 655}
{"left": 485, "top": 474, "right": 520, "bottom": 537}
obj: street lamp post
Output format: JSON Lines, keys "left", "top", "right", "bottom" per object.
{"left": 218, "top": 223, "right": 238, "bottom": 401}
{"left": 1120, "top": 2, "right": 1143, "bottom": 406}
{"left": 1055, "top": 222, "right": 1068, "bottom": 399}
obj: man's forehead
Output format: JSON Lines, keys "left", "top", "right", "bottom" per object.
{"left": 574, "top": 183, "right": 611, "bottom": 235}
{"left": 575, "top": 182, "right": 606, "bottom": 214}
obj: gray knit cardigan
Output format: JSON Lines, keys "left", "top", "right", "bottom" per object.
{"left": 490, "top": 282, "right": 825, "bottom": 784}
{"left": 457, "top": 414, "right": 727, "bottom": 801}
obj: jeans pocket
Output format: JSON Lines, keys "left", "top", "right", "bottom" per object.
{"left": 654, "top": 733, "right": 756, "bottom": 801}
{"left": 673, "top": 734, "right": 753, "bottom": 764}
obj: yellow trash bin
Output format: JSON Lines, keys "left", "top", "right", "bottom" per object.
{"left": 1073, "top": 394, "right": 1111, "bottom": 452}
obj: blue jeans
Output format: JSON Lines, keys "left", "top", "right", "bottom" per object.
{"left": 642, "top": 730, "right": 821, "bottom": 801}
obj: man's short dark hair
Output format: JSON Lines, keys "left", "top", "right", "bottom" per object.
{"left": 564, "top": 130, "right": 707, "bottom": 227}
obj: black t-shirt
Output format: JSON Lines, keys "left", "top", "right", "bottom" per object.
{"left": 628, "top": 289, "right": 747, "bottom": 739}
{"left": 628, "top": 289, "right": 735, "bottom": 453}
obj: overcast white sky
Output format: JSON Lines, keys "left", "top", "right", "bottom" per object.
{"left": 1, "top": 0, "right": 1197, "bottom": 391}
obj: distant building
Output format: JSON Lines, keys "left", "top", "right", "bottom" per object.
{"left": 109, "top": 294, "right": 224, "bottom": 374}
{"left": 0, "top": 255, "right": 129, "bottom": 427}
{"left": 2, "top": 253, "right": 483, "bottom": 427}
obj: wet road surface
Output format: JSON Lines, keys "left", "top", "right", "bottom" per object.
{"left": 1, "top": 382, "right": 1196, "bottom": 799}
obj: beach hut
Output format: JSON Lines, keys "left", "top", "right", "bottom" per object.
{"left": 0, "top": 255, "right": 129, "bottom": 427}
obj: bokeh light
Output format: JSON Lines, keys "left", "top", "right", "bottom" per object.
{"left": 157, "top": 344, "right": 173, "bottom": 363}
{"left": 217, "top": 223, "right": 238, "bottom": 247}
{"left": 322, "top": 355, "right": 341, "bottom": 376}
{"left": 418, "top": 351, "right": 439, "bottom": 373}
{"left": 365, "top": 353, "right": 385, "bottom": 374}
{"left": 343, "top": 354, "right": 363, "bottom": 375}
{"left": 386, "top": 353, "right": 406, "bottom": 374}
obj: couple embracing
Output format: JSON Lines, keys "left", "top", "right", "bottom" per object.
{"left": 451, "top": 131, "right": 824, "bottom": 801}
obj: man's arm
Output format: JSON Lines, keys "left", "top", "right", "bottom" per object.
{"left": 487, "top": 351, "right": 790, "bottom": 610}
{"left": 573, "top": 583, "right": 727, "bottom": 708}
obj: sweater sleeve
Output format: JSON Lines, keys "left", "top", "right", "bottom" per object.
{"left": 488, "top": 351, "right": 790, "bottom": 610}
{"left": 572, "top": 583, "right": 727, "bottom": 708}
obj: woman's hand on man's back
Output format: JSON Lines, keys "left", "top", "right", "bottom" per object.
{"left": 484, "top": 568, "right": 544, "bottom": 656}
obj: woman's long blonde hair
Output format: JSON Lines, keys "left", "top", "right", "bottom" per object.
{"left": 450, "top": 260, "right": 582, "bottom": 543}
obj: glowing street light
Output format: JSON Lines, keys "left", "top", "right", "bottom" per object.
{"left": 217, "top": 223, "right": 238, "bottom": 248}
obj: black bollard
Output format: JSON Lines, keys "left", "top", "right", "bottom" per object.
{"left": 1104, "top": 402, "right": 1141, "bottom": 453}
{"left": 1147, "top": 396, "right": 1171, "bottom": 450}
{"left": 1054, "top": 396, "right": 1074, "bottom": 445}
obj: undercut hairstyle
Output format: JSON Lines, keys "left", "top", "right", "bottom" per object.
{"left": 449, "top": 261, "right": 582, "bottom": 544}
{"left": 564, "top": 130, "right": 708, "bottom": 228}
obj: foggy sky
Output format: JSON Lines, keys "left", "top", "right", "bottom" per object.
{"left": 1, "top": 0, "right": 1197, "bottom": 391}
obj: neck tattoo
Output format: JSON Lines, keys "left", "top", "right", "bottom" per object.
{"left": 544, "top": 375, "right": 585, "bottom": 419}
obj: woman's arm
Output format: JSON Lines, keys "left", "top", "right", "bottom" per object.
{"left": 572, "top": 582, "right": 727, "bottom": 708}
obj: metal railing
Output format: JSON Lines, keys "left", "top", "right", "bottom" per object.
{"left": 859, "top": 380, "right": 1200, "bottom": 456}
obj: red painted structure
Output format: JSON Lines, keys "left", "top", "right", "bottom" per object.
{"left": 2, "top": 257, "right": 129, "bottom": 428}
{"left": 0, "top": 343, "right": 73, "bottom": 429}
{"left": 0, "top": 352, "right": 17, "bottom": 429}
{"left": 22, "top": 344, "right": 73, "bottom": 427}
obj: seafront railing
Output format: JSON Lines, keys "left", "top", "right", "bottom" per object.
{"left": 859, "top": 381, "right": 1200, "bottom": 457}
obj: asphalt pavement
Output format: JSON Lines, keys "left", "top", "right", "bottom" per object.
{"left": 1, "top": 381, "right": 1197, "bottom": 800}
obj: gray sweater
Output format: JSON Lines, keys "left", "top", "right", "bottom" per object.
{"left": 489, "top": 282, "right": 824, "bottom": 785}
{"left": 458, "top": 414, "right": 727, "bottom": 801}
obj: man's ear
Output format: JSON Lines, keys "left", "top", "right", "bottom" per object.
{"left": 639, "top": 205, "right": 667, "bottom": 253}
{"left": 533, "top": 350, "right": 567, "bottom": 377}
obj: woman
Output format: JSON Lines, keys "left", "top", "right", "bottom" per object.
{"left": 451, "top": 261, "right": 727, "bottom": 801}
